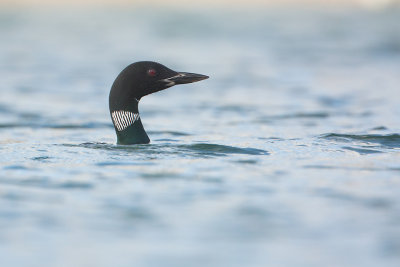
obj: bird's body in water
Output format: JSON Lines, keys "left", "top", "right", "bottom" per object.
{"left": 109, "top": 61, "right": 208, "bottom": 145}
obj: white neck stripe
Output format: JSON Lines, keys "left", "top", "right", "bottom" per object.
{"left": 111, "top": 110, "right": 140, "bottom": 131}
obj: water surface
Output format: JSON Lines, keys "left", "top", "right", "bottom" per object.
{"left": 0, "top": 5, "right": 400, "bottom": 267}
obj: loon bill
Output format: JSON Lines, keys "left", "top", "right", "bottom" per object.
{"left": 109, "top": 61, "right": 209, "bottom": 145}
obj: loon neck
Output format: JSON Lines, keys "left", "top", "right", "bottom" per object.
{"left": 110, "top": 100, "right": 150, "bottom": 145}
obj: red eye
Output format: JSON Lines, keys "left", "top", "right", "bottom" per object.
{"left": 147, "top": 69, "right": 157, "bottom": 77}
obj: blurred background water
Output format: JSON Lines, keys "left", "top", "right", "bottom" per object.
{"left": 0, "top": 1, "right": 400, "bottom": 267}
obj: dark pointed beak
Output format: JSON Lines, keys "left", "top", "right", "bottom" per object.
{"left": 161, "top": 72, "right": 209, "bottom": 86}
{"left": 174, "top": 72, "right": 209, "bottom": 84}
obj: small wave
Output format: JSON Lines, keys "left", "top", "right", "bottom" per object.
{"left": 321, "top": 133, "right": 400, "bottom": 148}
{"left": 0, "top": 177, "right": 93, "bottom": 190}
{"left": 256, "top": 112, "right": 330, "bottom": 123}
{"left": 0, "top": 123, "right": 21, "bottom": 128}
{"left": 0, "top": 104, "right": 11, "bottom": 113}
{"left": 318, "top": 96, "right": 351, "bottom": 108}
{"left": 63, "top": 142, "right": 117, "bottom": 150}
{"left": 314, "top": 188, "right": 392, "bottom": 209}
{"left": 178, "top": 143, "right": 269, "bottom": 156}
{"left": 370, "top": 126, "right": 387, "bottom": 131}
{"left": 215, "top": 105, "right": 256, "bottom": 113}
{"left": 304, "top": 165, "right": 400, "bottom": 172}
{"left": 0, "top": 122, "right": 112, "bottom": 129}
{"left": 3, "top": 165, "right": 33, "bottom": 170}
{"left": 153, "top": 138, "right": 179, "bottom": 142}
{"left": 234, "top": 159, "right": 259, "bottom": 164}
{"left": 49, "top": 122, "right": 112, "bottom": 129}
{"left": 62, "top": 142, "right": 268, "bottom": 157}
{"left": 96, "top": 161, "right": 154, "bottom": 166}
{"left": 31, "top": 156, "right": 51, "bottom": 161}
{"left": 147, "top": 130, "right": 191, "bottom": 136}
{"left": 342, "top": 146, "right": 382, "bottom": 154}
{"left": 278, "top": 112, "right": 330, "bottom": 119}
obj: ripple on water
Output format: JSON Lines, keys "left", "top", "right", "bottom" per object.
{"left": 234, "top": 159, "right": 259, "bottom": 164}
{"left": 0, "top": 122, "right": 112, "bottom": 129}
{"left": 342, "top": 146, "right": 382, "bottom": 155}
{"left": 318, "top": 96, "right": 352, "bottom": 108}
{"left": 314, "top": 188, "right": 392, "bottom": 209}
{"left": 147, "top": 130, "right": 191, "bottom": 136}
{"left": 321, "top": 133, "right": 400, "bottom": 149}
{"left": 178, "top": 143, "right": 269, "bottom": 156}
{"left": 96, "top": 161, "right": 155, "bottom": 167}
{"left": 0, "top": 104, "right": 13, "bottom": 114}
{"left": 370, "top": 126, "right": 388, "bottom": 131}
{"left": 62, "top": 142, "right": 269, "bottom": 157}
{"left": 0, "top": 175, "right": 93, "bottom": 190}
{"left": 256, "top": 111, "right": 330, "bottom": 123}
{"left": 3, "top": 165, "right": 33, "bottom": 170}
{"left": 31, "top": 156, "right": 51, "bottom": 161}
{"left": 304, "top": 165, "right": 400, "bottom": 172}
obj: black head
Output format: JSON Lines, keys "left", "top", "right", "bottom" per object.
{"left": 109, "top": 61, "right": 208, "bottom": 111}
{"left": 108, "top": 61, "right": 209, "bottom": 145}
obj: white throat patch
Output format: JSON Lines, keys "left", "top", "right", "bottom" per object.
{"left": 161, "top": 73, "right": 184, "bottom": 87}
{"left": 111, "top": 110, "right": 140, "bottom": 131}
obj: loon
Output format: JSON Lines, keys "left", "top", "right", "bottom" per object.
{"left": 109, "top": 61, "right": 208, "bottom": 145}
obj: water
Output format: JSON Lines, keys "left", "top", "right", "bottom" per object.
{"left": 1, "top": 5, "right": 400, "bottom": 267}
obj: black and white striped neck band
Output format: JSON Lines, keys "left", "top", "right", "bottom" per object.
{"left": 111, "top": 110, "right": 140, "bottom": 131}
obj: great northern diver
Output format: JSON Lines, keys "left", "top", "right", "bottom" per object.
{"left": 109, "top": 61, "right": 208, "bottom": 145}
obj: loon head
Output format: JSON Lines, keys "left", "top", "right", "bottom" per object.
{"left": 109, "top": 61, "right": 208, "bottom": 145}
